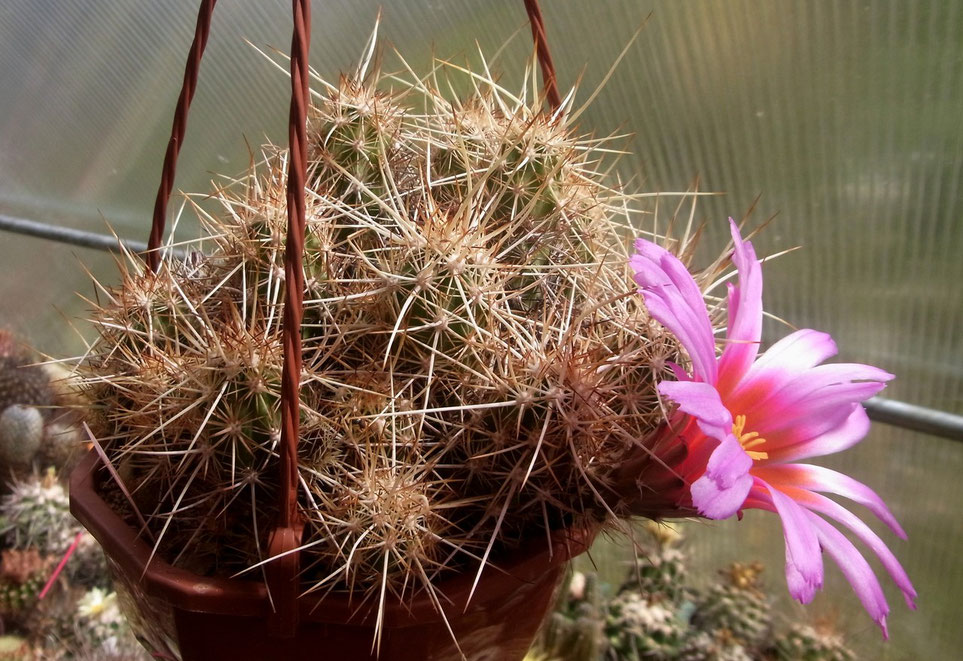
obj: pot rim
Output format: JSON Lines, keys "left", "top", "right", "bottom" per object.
{"left": 69, "top": 449, "right": 594, "bottom": 625}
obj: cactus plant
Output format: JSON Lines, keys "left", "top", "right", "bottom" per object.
{"left": 689, "top": 563, "right": 772, "bottom": 650}
{"left": 78, "top": 33, "right": 692, "bottom": 616}
{"left": 0, "top": 335, "right": 83, "bottom": 478}
{"left": 0, "top": 548, "right": 51, "bottom": 620}
{"left": 535, "top": 571, "right": 608, "bottom": 661}
{"left": 530, "top": 523, "right": 862, "bottom": 661}
{"left": 0, "top": 469, "right": 105, "bottom": 586}
{"left": 771, "top": 623, "right": 856, "bottom": 661}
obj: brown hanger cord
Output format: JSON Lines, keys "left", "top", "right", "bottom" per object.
{"left": 266, "top": 0, "right": 311, "bottom": 637}
{"left": 146, "top": 0, "right": 218, "bottom": 273}
{"left": 523, "top": 0, "right": 561, "bottom": 112}
{"left": 145, "top": 0, "right": 309, "bottom": 634}
{"left": 278, "top": 0, "right": 310, "bottom": 534}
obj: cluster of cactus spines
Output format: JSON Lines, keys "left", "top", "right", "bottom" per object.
{"left": 80, "top": 35, "right": 684, "bottom": 608}
{"left": 606, "top": 588, "right": 689, "bottom": 660}
{"left": 529, "top": 524, "right": 858, "bottom": 660}
{"left": 0, "top": 469, "right": 76, "bottom": 553}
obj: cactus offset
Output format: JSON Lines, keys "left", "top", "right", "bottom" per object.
{"left": 0, "top": 405, "right": 44, "bottom": 469}
{"left": 0, "top": 355, "right": 55, "bottom": 471}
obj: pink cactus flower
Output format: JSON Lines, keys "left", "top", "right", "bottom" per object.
{"left": 630, "top": 219, "right": 916, "bottom": 638}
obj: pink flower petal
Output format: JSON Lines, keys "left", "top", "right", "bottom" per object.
{"left": 725, "top": 329, "right": 839, "bottom": 411}
{"left": 658, "top": 380, "right": 732, "bottom": 442}
{"left": 783, "top": 486, "right": 917, "bottom": 609}
{"left": 748, "top": 328, "right": 839, "bottom": 376}
{"left": 762, "top": 404, "right": 871, "bottom": 463}
{"left": 807, "top": 513, "right": 892, "bottom": 638}
{"left": 749, "top": 362, "right": 892, "bottom": 424}
{"left": 752, "top": 464, "right": 906, "bottom": 539}
{"left": 632, "top": 240, "right": 718, "bottom": 383}
{"left": 717, "top": 219, "right": 763, "bottom": 394}
{"left": 753, "top": 381, "right": 890, "bottom": 441}
{"left": 754, "top": 478, "right": 824, "bottom": 603}
{"left": 690, "top": 437, "right": 753, "bottom": 519}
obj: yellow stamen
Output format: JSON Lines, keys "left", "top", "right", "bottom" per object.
{"left": 732, "top": 414, "right": 768, "bottom": 460}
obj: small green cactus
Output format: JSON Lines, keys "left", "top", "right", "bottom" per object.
{"left": 689, "top": 563, "right": 772, "bottom": 650}
{"left": 0, "top": 337, "right": 83, "bottom": 478}
{"left": 0, "top": 549, "right": 50, "bottom": 617}
{"left": 0, "top": 353, "right": 55, "bottom": 474}
{"left": 0, "top": 405, "right": 44, "bottom": 470}
{"left": 606, "top": 589, "right": 689, "bottom": 660}
{"left": 0, "top": 470, "right": 106, "bottom": 586}
{"left": 0, "top": 357, "right": 53, "bottom": 415}
{"left": 0, "top": 469, "right": 76, "bottom": 553}
{"left": 772, "top": 623, "right": 856, "bottom": 661}
{"left": 532, "top": 525, "right": 859, "bottom": 660}
{"left": 535, "top": 571, "right": 607, "bottom": 661}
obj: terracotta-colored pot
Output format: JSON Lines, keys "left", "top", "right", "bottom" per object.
{"left": 70, "top": 451, "right": 594, "bottom": 660}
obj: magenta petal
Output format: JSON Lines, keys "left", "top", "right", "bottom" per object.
{"left": 725, "top": 330, "right": 840, "bottom": 414}
{"left": 691, "top": 437, "right": 753, "bottom": 519}
{"left": 717, "top": 219, "right": 763, "bottom": 390}
{"left": 632, "top": 240, "right": 718, "bottom": 383}
{"left": 747, "top": 328, "right": 838, "bottom": 376}
{"left": 752, "top": 365, "right": 892, "bottom": 432}
{"left": 763, "top": 405, "right": 871, "bottom": 463}
{"left": 808, "top": 513, "right": 892, "bottom": 638}
{"left": 760, "top": 363, "right": 893, "bottom": 412}
{"left": 756, "top": 480, "right": 824, "bottom": 603}
{"left": 783, "top": 487, "right": 917, "bottom": 610}
{"left": 658, "top": 380, "right": 732, "bottom": 442}
{"left": 633, "top": 239, "right": 707, "bottom": 313}
{"left": 753, "top": 464, "right": 906, "bottom": 539}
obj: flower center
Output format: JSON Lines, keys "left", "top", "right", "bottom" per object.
{"left": 732, "top": 414, "right": 768, "bottom": 460}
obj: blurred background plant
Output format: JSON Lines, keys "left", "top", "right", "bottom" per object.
{"left": 0, "top": 330, "right": 144, "bottom": 659}
{"left": 528, "top": 522, "right": 857, "bottom": 661}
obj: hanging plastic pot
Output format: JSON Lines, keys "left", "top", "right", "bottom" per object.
{"left": 71, "top": 450, "right": 593, "bottom": 660}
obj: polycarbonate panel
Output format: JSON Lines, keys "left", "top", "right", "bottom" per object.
{"left": 1, "top": 1, "right": 959, "bottom": 658}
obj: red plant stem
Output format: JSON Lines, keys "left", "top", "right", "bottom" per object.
{"left": 146, "top": 0, "right": 218, "bottom": 272}
{"left": 523, "top": 0, "right": 561, "bottom": 112}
